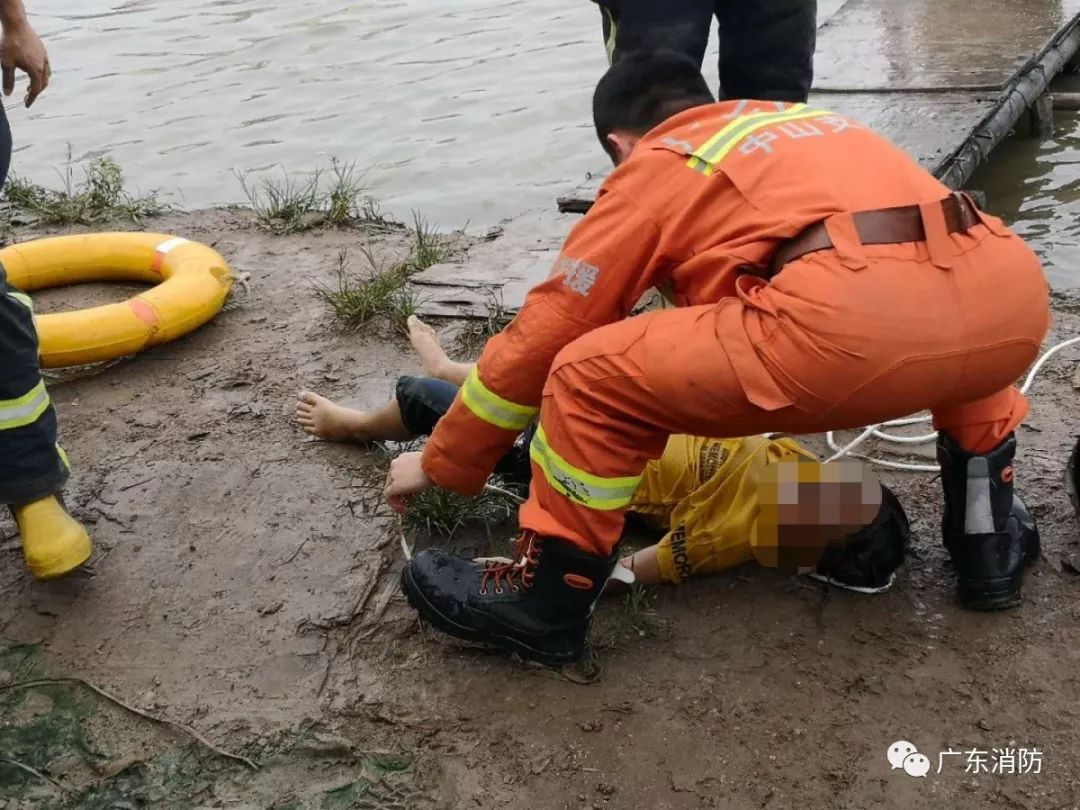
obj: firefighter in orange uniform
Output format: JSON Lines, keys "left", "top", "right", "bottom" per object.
{"left": 384, "top": 51, "right": 1051, "bottom": 666}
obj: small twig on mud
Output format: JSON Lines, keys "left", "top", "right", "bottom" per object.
{"left": 0, "top": 756, "right": 69, "bottom": 793}
{"left": 0, "top": 678, "right": 260, "bottom": 771}
{"left": 317, "top": 639, "right": 338, "bottom": 699}
{"left": 119, "top": 477, "right": 155, "bottom": 492}
{"left": 397, "top": 513, "right": 412, "bottom": 560}
{"left": 284, "top": 536, "right": 312, "bottom": 564}
{"left": 483, "top": 483, "right": 526, "bottom": 503}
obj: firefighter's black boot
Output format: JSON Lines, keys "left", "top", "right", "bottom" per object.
{"left": 937, "top": 432, "right": 1040, "bottom": 610}
{"left": 400, "top": 532, "right": 616, "bottom": 666}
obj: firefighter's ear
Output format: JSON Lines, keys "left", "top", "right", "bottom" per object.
{"left": 605, "top": 131, "right": 639, "bottom": 166}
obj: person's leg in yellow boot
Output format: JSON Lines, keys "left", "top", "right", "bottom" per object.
{"left": 0, "top": 19, "right": 90, "bottom": 581}
{"left": 1, "top": 269, "right": 92, "bottom": 579}
{"left": 12, "top": 494, "right": 91, "bottom": 579}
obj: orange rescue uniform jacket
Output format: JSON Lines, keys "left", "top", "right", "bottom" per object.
{"left": 421, "top": 100, "right": 952, "bottom": 494}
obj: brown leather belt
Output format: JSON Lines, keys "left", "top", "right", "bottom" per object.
{"left": 767, "top": 192, "right": 981, "bottom": 277}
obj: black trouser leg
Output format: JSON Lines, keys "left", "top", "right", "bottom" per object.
{"left": 0, "top": 266, "right": 69, "bottom": 506}
{"left": 395, "top": 376, "right": 533, "bottom": 485}
{"left": 0, "top": 104, "right": 69, "bottom": 507}
{"left": 596, "top": 0, "right": 712, "bottom": 67}
{"left": 715, "top": 0, "right": 816, "bottom": 101}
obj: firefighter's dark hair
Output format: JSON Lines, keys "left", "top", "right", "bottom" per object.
{"left": 593, "top": 50, "right": 714, "bottom": 162}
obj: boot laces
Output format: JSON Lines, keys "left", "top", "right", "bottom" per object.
{"left": 480, "top": 531, "right": 540, "bottom": 595}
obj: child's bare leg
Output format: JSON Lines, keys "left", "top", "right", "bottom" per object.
{"left": 296, "top": 392, "right": 413, "bottom": 443}
{"left": 407, "top": 315, "right": 473, "bottom": 386}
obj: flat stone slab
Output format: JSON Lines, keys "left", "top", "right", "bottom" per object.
{"left": 813, "top": 0, "right": 1080, "bottom": 91}
{"left": 412, "top": 208, "right": 569, "bottom": 318}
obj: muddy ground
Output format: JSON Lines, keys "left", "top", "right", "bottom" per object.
{"left": 0, "top": 210, "right": 1078, "bottom": 810}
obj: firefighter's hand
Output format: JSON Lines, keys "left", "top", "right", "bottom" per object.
{"left": 384, "top": 451, "right": 432, "bottom": 514}
{"left": 1, "top": 19, "right": 49, "bottom": 107}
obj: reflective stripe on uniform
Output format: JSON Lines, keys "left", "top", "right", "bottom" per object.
{"left": 0, "top": 379, "right": 50, "bottom": 430}
{"left": 57, "top": 443, "right": 70, "bottom": 470}
{"left": 6, "top": 291, "right": 33, "bottom": 311}
{"left": 529, "top": 424, "right": 642, "bottom": 510}
{"left": 460, "top": 366, "right": 539, "bottom": 432}
{"left": 687, "top": 104, "right": 834, "bottom": 175}
{"left": 604, "top": 7, "right": 618, "bottom": 64}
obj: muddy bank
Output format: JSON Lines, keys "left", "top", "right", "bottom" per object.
{"left": 0, "top": 210, "right": 1078, "bottom": 809}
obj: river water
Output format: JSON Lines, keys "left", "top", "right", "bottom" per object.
{"left": 9, "top": 1, "right": 1080, "bottom": 288}
{"left": 15, "top": 0, "right": 853, "bottom": 230}
{"left": 971, "top": 100, "right": 1080, "bottom": 289}
{"left": 16, "top": 0, "right": 609, "bottom": 229}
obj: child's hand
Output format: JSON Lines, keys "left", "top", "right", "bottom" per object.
{"left": 384, "top": 451, "right": 432, "bottom": 513}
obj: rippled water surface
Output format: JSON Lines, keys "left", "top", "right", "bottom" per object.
{"left": 16, "top": 1, "right": 855, "bottom": 228}
{"left": 972, "top": 102, "right": 1080, "bottom": 288}
{"left": 12, "top": 0, "right": 1080, "bottom": 282}
{"left": 16, "top": 0, "right": 613, "bottom": 228}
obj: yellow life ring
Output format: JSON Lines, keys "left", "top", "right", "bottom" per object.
{"left": 1, "top": 232, "right": 234, "bottom": 368}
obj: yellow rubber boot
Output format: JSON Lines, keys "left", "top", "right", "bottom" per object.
{"left": 13, "top": 495, "right": 93, "bottom": 579}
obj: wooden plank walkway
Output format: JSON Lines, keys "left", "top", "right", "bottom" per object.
{"left": 414, "top": 0, "right": 1080, "bottom": 318}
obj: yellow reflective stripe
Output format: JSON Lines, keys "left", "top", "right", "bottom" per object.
{"left": 56, "top": 444, "right": 70, "bottom": 470}
{"left": 529, "top": 425, "right": 641, "bottom": 510}
{"left": 460, "top": 367, "right": 539, "bottom": 432}
{"left": 692, "top": 106, "right": 801, "bottom": 161}
{"left": 604, "top": 7, "right": 618, "bottom": 64}
{"left": 687, "top": 105, "right": 834, "bottom": 175}
{"left": 0, "top": 379, "right": 50, "bottom": 430}
{"left": 6, "top": 291, "right": 32, "bottom": 311}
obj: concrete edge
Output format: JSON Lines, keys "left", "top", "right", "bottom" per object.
{"left": 936, "top": 14, "right": 1080, "bottom": 188}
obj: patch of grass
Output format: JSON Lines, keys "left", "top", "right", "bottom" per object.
{"left": 235, "top": 165, "right": 322, "bottom": 235}
{"left": 237, "top": 158, "right": 385, "bottom": 235}
{"left": 313, "top": 246, "right": 412, "bottom": 332}
{"left": 620, "top": 582, "right": 661, "bottom": 637}
{"left": 4, "top": 147, "right": 165, "bottom": 225}
{"left": 455, "top": 289, "right": 513, "bottom": 356}
{"left": 404, "top": 480, "right": 523, "bottom": 539}
{"left": 357, "top": 440, "right": 523, "bottom": 540}
{"left": 313, "top": 239, "right": 434, "bottom": 334}
{"left": 387, "top": 284, "right": 424, "bottom": 336}
{"left": 590, "top": 581, "right": 666, "bottom": 652}
{"left": 408, "top": 210, "right": 450, "bottom": 271}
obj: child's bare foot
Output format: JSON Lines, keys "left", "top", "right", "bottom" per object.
{"left": 407, "top": 315, "right": 452, "bottom": 379}
{"left": 296, "top": 391, "right": 371, "bottom": 441}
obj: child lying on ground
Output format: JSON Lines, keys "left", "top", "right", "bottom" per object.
{"left": 297, "top": 317, "right": 910, "bottom": 593}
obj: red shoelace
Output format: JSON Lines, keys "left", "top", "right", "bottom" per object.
{"left": 479, "top": 531, "right": 540, "bottom": 595}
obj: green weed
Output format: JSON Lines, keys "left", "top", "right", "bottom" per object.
{"left": 403, "top": 481, "right": 523, "bottom": 539}
{"left": 455, "top": 289, "right": 513, "bottom": 356}
{"left": 235, "top": 166, "right": 323, "bottom": 234}
{"left": 4, "top": 148, "right": 164, "bottom": 225}
{"left": 408, "top": 210, "right": 450, "bottom": 271}
{"left": 237, "top": 158, "right": 385, "bottom": 235}
{"left": 590, "top": 581, "right": 666, "bottom": 652}
{"left": 313, "top": 247, "right": 412, "bottom": 331}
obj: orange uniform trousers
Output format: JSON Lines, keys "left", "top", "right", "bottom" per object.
{"left": 520, "top": 222, "right": 1051, "bottom": 556}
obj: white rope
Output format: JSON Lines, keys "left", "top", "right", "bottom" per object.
{"left": 823, "top": 335, "right": 1080, "bottom": 471}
